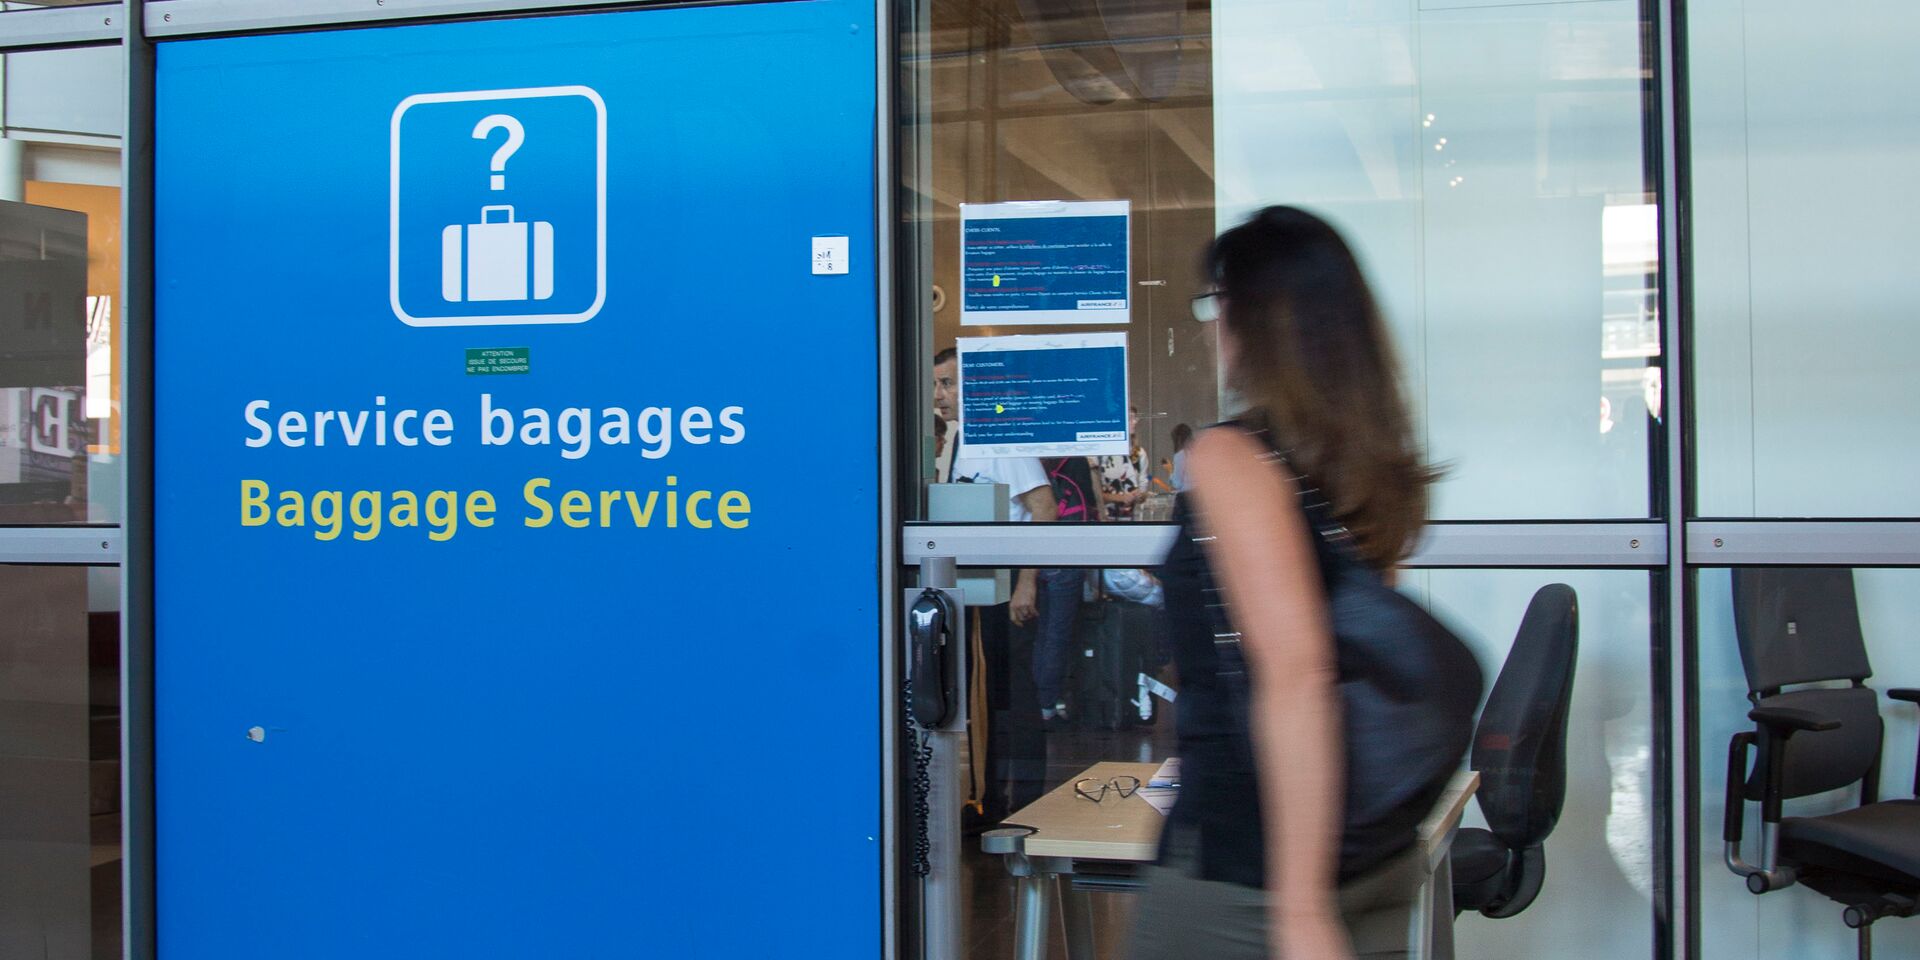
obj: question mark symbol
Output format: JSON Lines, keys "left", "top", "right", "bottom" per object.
{"left": 472, "top": 114, "right": 525, "bottom": 191}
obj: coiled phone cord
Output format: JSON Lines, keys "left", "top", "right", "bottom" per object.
{"left": 903, "top": 675, "right": 935, "bottom": 878}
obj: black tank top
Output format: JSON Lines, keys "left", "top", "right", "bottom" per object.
{"left": 1157, "top": 489, "right": 1386, "bottom": 887}
{"left": 1156, "top": 425, "right": 1481, "bottom": 888}
{"left": 1157, "top": 491, "right": 1272, "bottom": 886}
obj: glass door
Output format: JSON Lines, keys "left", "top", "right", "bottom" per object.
{"left": 893, "top": 0, "right": 1673, "bottom": 956}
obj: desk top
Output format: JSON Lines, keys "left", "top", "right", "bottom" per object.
{"left": 1003, "top": 762, "right": 1480, "bottom": 865}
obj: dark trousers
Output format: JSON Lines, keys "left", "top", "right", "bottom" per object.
{"left": 978, "top": 599, "right": 1046, "bottom": 818}
{"left": 1029, "top": 568, "right": 1085, "bottom": 709}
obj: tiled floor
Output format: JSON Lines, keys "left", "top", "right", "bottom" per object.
{"left": 963, "top": 718, "right": 1180, "bottom": 960}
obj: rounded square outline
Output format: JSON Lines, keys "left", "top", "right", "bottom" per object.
{"left": 390, "top": 85, "right": 607, "bottom": 327}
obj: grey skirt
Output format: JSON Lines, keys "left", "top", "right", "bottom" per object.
{"left": 1127, "top": 827, "right": 1424, "bottom": 960}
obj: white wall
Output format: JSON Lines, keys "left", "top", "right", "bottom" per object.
{"left": 1215, "top": 0, "right": 1654, "bottom": 520}
{"left": 1690, "top": 0, "right": 1920, "bottom": 518}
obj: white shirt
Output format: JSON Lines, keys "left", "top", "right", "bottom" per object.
{"left": 948, "top": 445, "right": 1049, "bottom": 522}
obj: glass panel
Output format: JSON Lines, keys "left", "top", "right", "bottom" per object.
{"left": 904, "top": 0, "right": 1661, "bottom": 523}
{"left": 0, "top": 565, "right": 121, "bottom": 960}
{"left": 1690, "top": 1, "right": 1920, "bottom": 517}
{"left": 947, "top": 566, "right": 1652, "bottom": 958}
{"left": 1698, "top": 567, "right": 1920, "bottom": 958}
{"left": 1409, "top": 568, "right": 1655, "bottom": 959}
{"left": 0, "top": 46, "right": 124, "bottom": 523}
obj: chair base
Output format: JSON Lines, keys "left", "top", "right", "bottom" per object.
{"left": 1843, "top": 893, "right": 1916, "bottom": 929}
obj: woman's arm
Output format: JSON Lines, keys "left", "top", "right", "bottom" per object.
{"left": 1187, "top": 427, "right": 1353, "bottom": 960}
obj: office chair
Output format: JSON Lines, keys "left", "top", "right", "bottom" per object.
{"left": 1451, "top": 583, "right": 1579, "bottom": 918}
{"left": 1724, "top": 567, "right": 1920, "bottom": 960}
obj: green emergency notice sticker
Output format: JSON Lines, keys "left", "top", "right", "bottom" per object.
{"left": 466, "top": 347, "right": 530, "bottom": 375}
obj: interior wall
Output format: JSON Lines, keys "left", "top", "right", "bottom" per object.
{"left": 1690, "top": 0, "right": 1920, "bottom": 518}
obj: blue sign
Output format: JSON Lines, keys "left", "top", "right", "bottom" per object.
{"left": 155, "top": 6, "right": 878, "bottom": 958}
{"left": 960, "top": 199, "right": 1131, "bottom": 325}
{"left": 391, "top": 86, "right": 605, "bottom": 324}
{"left": 956, "top": 333, "right": 1130, "bottom": 457}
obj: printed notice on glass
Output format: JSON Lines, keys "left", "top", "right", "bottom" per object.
{"left": 959, "top": 200, "right": 1130, "bottom": 326}
{"left": 956, "top": 333, "right": 1129, "bottom": 457}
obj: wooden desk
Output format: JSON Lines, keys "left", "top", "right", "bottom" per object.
{"left": 982, "top": 763, "right": 1481, "bottom": 960}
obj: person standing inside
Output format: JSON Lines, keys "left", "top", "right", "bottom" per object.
{"left": 932, "top": 348, "right": 1056, "bottom": 823}
{"left": 1098, "top": 406, "right": 1151, "bottom": 521}
{"left": 1131, "top": 207, "right": 1456, "bottom": 960}
{"left": 1168, "top": 422, "right": 1194, "bottom": 492}
{"left": 1031, "top": 454, "right": 1096, "bottom": 723}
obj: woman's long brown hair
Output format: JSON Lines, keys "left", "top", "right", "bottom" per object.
{"left": 1209, "top": 206, "right": 1437, "bottom": 569}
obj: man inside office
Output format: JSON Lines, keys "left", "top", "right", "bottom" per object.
{"left": 933, "top": 347, "right": 1056, "bottom": 829}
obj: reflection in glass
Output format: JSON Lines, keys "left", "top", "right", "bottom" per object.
{"left": 0, "top": 46, "right": 125, "bottom": 522}
{"left": 0, "top": 566, "right": 121, "bottom": 959}
{"left": 0, "top": 201, "right": 94, "bottom": 521}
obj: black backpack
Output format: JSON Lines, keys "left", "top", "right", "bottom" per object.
{"left": 1045, "top": 457, "right": 1094, "bottom": 523}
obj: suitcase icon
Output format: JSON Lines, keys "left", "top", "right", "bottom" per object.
{"left": 441, "top": 205, "right": 554, "bottom": 302}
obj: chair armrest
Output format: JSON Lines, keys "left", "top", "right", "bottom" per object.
{"left": 1748, "top": 705, "right": 1841, "bottom": 734}
{"left": 1724, "top": 732, "right": 1755, "bottom": 844}
{"left": 1893, "top": 691, "right": 1920, "bottom": 797}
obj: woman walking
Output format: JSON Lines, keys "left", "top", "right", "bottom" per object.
{"left": 1132, "top": 207, "right": 1478, "bottom": 960}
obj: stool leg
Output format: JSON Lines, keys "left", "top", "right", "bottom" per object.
{"left": 1015, "top": 874, "right": 1052, "bottom": 960}
{"left": 1431, "top": 853, "right": 1455, "bottom": 960}
{"left": 1062, "top": 882, "right": 1096, "bottom": 959}
{"left": 1858, "top": 922, "right": 1871, "bottom": 960}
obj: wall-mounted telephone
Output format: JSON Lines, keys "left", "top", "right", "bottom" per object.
{"left": 906, "top": 587, "right": 960, "bottom": 728}
{"left": 904, "top": 584, "right": 962, "bottom": 881}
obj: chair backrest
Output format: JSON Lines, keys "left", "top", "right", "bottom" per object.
{"left": 1473, "top": 583, "right": 1579, "bottom": 852}
{"left": 1731, "top": 567, "right": 1871, "bottom": 692}
{"left": 1731, "top": 568, "right": 1884, "bottom": 800}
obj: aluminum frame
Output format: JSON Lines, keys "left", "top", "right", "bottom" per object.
{"left": 141, "top": 0, "right": 751, "bottom": 37}
{"left": 0, "top": 526, "right": 122, "bottom": 563}
{"left": 873, "top": 0, "right": 900, "bottom": 953}
{"left": 0, "top": 3, "right": 121, "bottom": 51}
{"left": 903, "top": 521, "right": 1670, "bottom": 570}
{"left": 1654, "top": 0, "right": 1693, "bottom": 956}
{"left": 119, "top": 2, "right": 156, "bottom": 957}
{"left": 1687, "top": 521, "right": 1920, "bottom": 566}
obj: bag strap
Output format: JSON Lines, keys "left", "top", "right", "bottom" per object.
{"left": 1233, "top": 424, "right": 1365, "bottom": 568}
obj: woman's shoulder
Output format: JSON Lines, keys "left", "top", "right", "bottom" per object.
{"left": 1189, "top": 421, "right": 1272, "bottom": 458}
{"left": 1186, "top": 426, "right": 1297, "bottom": 492}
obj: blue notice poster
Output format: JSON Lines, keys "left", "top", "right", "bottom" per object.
{"left": 153, "top": 6, "right": 878, "bottom": 958}
{"left": 960, "top": 200, "right": 1130, "bottom": 325}
{"left": 956, "top": 333, "right": 1129, "bottom": 457}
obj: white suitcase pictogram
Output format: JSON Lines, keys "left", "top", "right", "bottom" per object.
{"left": 441, "top": 205, "right": 554, "bottom": 302}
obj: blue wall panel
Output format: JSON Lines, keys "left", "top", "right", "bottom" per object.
{"left": 155, "top": 5, "right": 879, "bottom": 956}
